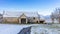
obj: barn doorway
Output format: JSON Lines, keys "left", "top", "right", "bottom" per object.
{"left": 21, "top": 18, "right": 26, "bottom": 24}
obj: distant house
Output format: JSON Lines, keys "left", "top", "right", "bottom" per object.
{"left": 0, "top": 13, "right": 3, "bottom": 23}
{"left": 3, "top": 11, "right": 45, "bottom": 24}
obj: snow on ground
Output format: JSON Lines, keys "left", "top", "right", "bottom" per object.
{"left": 0, "top": 24, "right": 32, "bottom": 34}
{"left": 0, "top": 24, "right": 60, "bottom": 34}
{"left": 31, "top": 24, "right": 60, "bottom": 34}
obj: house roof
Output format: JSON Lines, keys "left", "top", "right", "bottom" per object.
{"left": 3, "top": 11, "right": 39, "bottom": 17}
{"left": 0, "top": 13, "right": 3, "bottom": 16}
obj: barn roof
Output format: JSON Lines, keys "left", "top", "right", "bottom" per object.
{"left": 0, "top": 13, "right": 3, "bottom": 16}
{"left": 3, "top": 11, "right": 39, "bottom": 17}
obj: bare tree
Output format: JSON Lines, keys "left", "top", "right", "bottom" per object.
{"left": 51, "top": 8, "right": 60, "bottom": 23}
{"left": 51, "top": 12, "right": 54, "bottom": 23}
{"left": 58, "top": 8, "right": 60, "bottom": 23}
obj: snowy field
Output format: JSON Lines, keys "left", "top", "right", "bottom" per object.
{"left": 0, "top": 24, "right": 60, "bottom": 34}
{"left": 31, "top": 24, "right": 60, "bottom": 34}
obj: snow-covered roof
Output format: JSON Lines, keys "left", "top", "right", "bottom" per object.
{"left": 40, "top": 15, "right": 45, "bottom": 20}
{"left": 3, "top": 11, "right": 39, "bottom": 17}
{"left": 0, "top": 14, "right": 3, "bottom": 16}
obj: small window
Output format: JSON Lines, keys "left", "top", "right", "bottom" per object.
{"left": 33, "top": 17, "right": 35, "bottom": 19}
{"left": 36, "top": 21, "right": 38, "bottom": 23}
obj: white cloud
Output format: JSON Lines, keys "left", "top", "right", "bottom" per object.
{"left": 38, "top": 9, "right": 54, "bottom": 16}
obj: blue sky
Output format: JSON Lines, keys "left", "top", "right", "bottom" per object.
{"left": 0, "top": 0, "right": 60, "bottom": 16}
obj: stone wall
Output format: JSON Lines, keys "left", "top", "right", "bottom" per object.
{"left": 3, "top": 17, "right": 19, "bottom": 24}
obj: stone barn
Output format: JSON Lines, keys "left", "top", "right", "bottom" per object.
{"left": 0, "top": 13, "right": 3, "bottom": 23}
{"left": 3, "top": 11, "right": 44, "bottom": 24}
